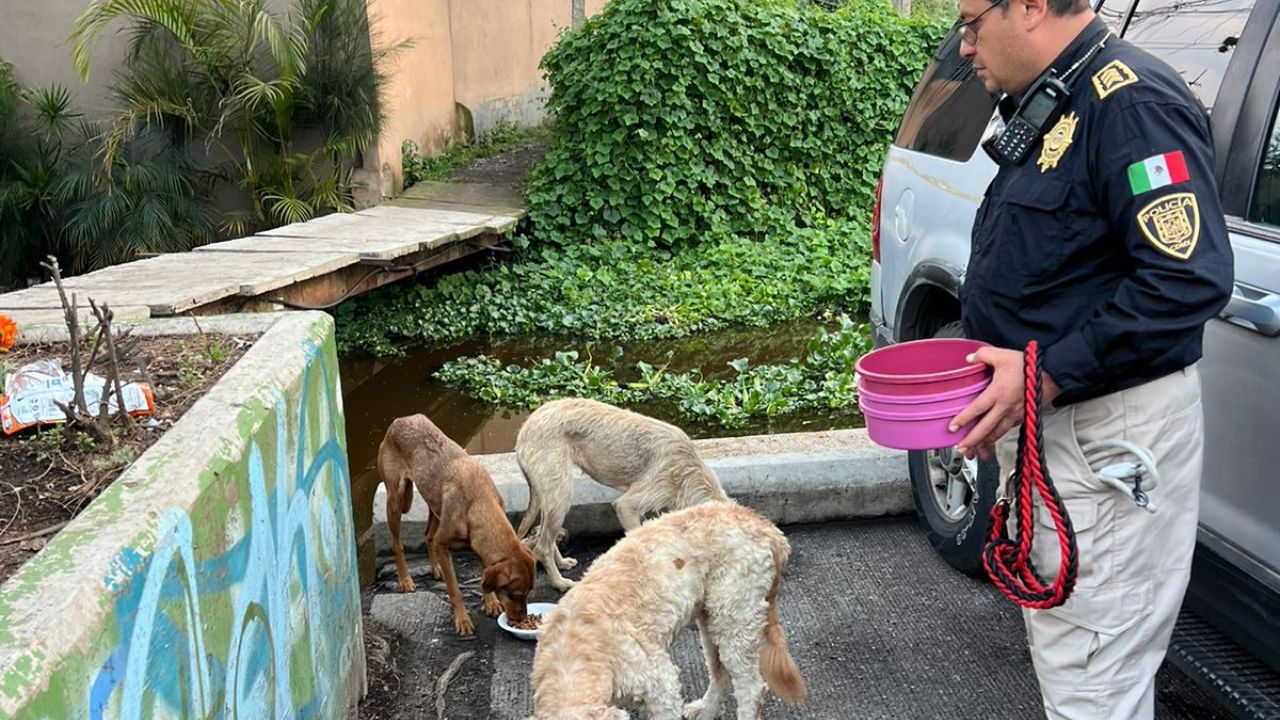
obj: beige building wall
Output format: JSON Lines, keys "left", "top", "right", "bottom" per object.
{"left": 448, "top": 0, "right": 573, "bottom": 139}
{"left": 363, "top": 0, "right": 458, "bottom": 200}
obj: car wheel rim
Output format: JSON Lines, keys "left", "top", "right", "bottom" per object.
{"left": 928, "top": 447, "right": 979, "bottom": 521}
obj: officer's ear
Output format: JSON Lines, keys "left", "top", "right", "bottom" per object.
{"left": 1019, "top": 0, "right": 1051, "bottom": 30}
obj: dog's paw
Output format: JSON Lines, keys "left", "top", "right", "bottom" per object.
{"left": 453, "top": 612, "right": 475, "bottom": 636}
{"left": 397, "top": 576, "right": 416, "bottom": 593}
{"left": 556, "top": 556, "right": 579, "bottom": 570}
{"left": 682, "top": 699, "right": 721, "bottom": 720}
{"left": 552, "top": 578, "right": 577, "bottom": 592}
{"left": 482, "top": 594, "right": 503, "bottom": 617}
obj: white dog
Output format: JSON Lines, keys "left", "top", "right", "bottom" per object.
{"left": 527, "top": 502, "right": 807, "bottom": 720}
{"left": 514, "top": 398, "right": 730, "bottom": 591}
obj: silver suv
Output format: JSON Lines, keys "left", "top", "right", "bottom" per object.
{"left": 871, "top": 0, "right": 1280, "bottom": 708}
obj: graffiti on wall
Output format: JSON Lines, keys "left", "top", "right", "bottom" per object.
{"left": 22, "top": 336, "right": 364, "bottom": 719}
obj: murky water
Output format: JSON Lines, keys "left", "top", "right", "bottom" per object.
{"left": 340, "top": 316, "right": 867, "bottom": 583}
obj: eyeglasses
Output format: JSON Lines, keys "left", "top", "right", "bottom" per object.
{"left": 956, "top": 0, "right": 1008, "bottom": 46}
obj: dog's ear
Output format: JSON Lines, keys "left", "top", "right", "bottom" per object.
{"left": 482, "top": 559, "right": 512, "bottom": 595}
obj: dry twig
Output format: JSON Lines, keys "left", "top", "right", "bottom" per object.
{"left": 434, "top": 650, "right": 474, "bottom": 720}
{"left": 0, "top": 521, "right": 68, "bottom": 546}
{"left": 39, "top": 257, "right": 87, "bottom": 415}
{"left": 90, "top": 299, "right": 133, "bottom": 428}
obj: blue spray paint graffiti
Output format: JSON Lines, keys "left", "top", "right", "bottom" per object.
{"left": 87, "top": 341, "right": 361, "bottom": 719}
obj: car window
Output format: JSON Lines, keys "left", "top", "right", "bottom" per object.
{"left": 1121, "top": 0, "right": 1255, "bottom": 111}
{"left": 1248, "top": 101, "right": 1280, "bottom": 228}
{"left": 894, "top": 26, "right": 997, "bottom": 161}
{"left": 1097, "top": 0, "right": 1133, "bottom": 31}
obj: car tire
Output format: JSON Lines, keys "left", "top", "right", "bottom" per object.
{"left": 907, "top": 321, "right": 1000, "bottom": 576}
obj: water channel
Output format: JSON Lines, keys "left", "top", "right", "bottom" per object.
{"left": 341, "top": 316, "right": 867, "bottom": 583}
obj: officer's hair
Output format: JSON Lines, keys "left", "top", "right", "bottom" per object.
{"left": 987, "top": 0, "right": 1090, "bottom": 13}
{"left": 1048, "top": 0, "right": 1092, "bottom": 13}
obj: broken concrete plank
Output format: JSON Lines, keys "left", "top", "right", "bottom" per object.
{"left": 193, "top": 235, "right": 397, "bottom": 261}
{"left": 0, "top": 287, "right": 71, "bottom": 308}
{"left": 256, "top": 211, "right": 362, "bottom": 237}
{"left": 358, "top": 203, "right": 492, "bottom": 224}
{"left": 21, "top": 251, "right": 356, "bottom": 313}
{"left": 1, "top": 305, "right": 151, "bottom": 328}
{"left": 258, "top": 215, "right": 474, "bottom": 245}
{"left": 388, "top": 195, "right": 525, "bottom": 216}
{"left": 356, "top": 204, "right": 517, "bottom": 233}
{"left": 398, "top": 181, "right": 527, "bottom": 212}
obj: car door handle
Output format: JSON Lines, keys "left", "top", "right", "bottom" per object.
{"left": 1221, "top": 283, "right": 1280, "bottom": 337}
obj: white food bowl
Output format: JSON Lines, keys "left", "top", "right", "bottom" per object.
{"left": 497, "top": 602, "right": 556, "bottom": 641}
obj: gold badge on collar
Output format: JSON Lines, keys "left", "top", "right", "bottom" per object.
{"left": 1092, "top": 60, "right": 1139, "bottom": 99}
{"left": 1137, "top": 192, "right": 1200, "bottom": 260}
{"left": 1037, "top": 112, "right": 1078, "bottom": 173}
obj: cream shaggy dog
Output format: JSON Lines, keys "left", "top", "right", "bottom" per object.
{"left": 515, "top": 398, "right": 731, "bottom": 592}
{"left": 527, "top": 502, "right": 806, "bottom": 720}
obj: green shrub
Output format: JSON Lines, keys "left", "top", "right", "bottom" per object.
{"left": 335, "top": 219, "right": 870, "bottom": 356}
{"left": 71, "top": 0, "right": 395, "bottom": 236}
{"left": 434, "top": 316, "right": 873, "bottom": 428}
{"left": 527, "top": 0, "right": 948, "bottom": 248}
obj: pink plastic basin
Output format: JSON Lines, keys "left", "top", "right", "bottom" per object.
{"left": 858, "top": 389, "right": 982, "bottom": 451}
{"left": 855, "top": 338, "right": 992, "bottom": 397}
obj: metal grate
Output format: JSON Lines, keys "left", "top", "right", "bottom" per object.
{"left": 1169, "top": 610, "right": 1280, "bottom": 720}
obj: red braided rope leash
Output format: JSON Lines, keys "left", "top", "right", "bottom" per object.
{"left": 981, "top": 341, "right": 1079, "bottom": 609}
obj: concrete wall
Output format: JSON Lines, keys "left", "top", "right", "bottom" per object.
{"left": 365, "top": 0, "right": 458, "bottom": 201}
{"left": 449, "top": 0, "right": 571, "bottom": 140}
{"left": 0, "top": 313, "right": 364, "bottom": 719}
{"left": 368, "top": 0, "right": 610, "bottom": 198}
{"left": 2, "top": 0, "right": 292, "bottom": 115}
{"left": 4, "top": 1, "right": 130, "bottom": 116}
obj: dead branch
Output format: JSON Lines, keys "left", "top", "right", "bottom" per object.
{"left": 39, "top": 257, "right": 87, "bottom": 415}
{"left": 0, "top": 521, "right": 69, "bottom": 546}
{"left": 434, "top": 650, "right": 474, "bottom": 720}
{"left": 0, "top": 483, "right": 23, "bottom": 536}
{"left": 90, "top": 299, "right": 133, "bottom": 428}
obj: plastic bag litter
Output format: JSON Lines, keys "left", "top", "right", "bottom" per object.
{"left": 1, "top": 359, "right": 155, "bottom": 435}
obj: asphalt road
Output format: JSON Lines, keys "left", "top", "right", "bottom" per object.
{"left": 359, "top": 516, "right": 1232, "bottom": 720}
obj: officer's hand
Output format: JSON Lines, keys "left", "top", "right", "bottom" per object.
{"left": 949, "top": 347, "right": 1061, "bottom": 461}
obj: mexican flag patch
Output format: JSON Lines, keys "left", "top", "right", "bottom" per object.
{"left": 1127, "top": 151, "right": 1189, "bottom": 195}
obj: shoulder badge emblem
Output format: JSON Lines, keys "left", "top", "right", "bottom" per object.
{"left": 1037, "top": 112, "right": 1078, "bottom": 173}
{"left": 1137, "top": 192, "right": 1200, "bottom": 260}
{"left": 1092, "top": 60, "right": 1139, "bottom": 99}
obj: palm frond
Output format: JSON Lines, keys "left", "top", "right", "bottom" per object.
{"left": 71, "top": 0, "right": 201, "bottom": 80}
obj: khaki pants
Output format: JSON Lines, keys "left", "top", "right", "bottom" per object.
{"left": 995, "top": 367, "right": 1203, "bottom": 720}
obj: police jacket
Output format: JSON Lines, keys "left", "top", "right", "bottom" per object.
{"left": 961, "top": 17, "right": 1234, "bottom": 406}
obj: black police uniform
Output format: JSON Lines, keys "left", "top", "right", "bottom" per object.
{"left": 961, "top": 17, "right": 1234, "bottom": 405}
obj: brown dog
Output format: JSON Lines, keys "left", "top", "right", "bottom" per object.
{"left": 378, "top": 414, "right": 537, "bottom": 635}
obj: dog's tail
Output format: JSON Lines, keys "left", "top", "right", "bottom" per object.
{"left": 377, "top": 432, "right": 414, "bottom": 515}
{"left": 514, "top": 454, "right": 540, "bottom": 540}
{"left": 397, "top": 476, "right": 413, "bottom": 514}
{"left": 760, "top": 535, "right": 806, "bottom": 705}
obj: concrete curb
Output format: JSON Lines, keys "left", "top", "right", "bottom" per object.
{"left": 371, "top": 428, "right": 912, "bottom": 556}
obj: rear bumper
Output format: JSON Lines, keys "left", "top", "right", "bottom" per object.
{"left": 872, "top": 320, "right": 893, "bottom": 348}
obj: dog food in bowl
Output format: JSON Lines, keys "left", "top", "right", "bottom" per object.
{"left": 511, "top": 614, "right": 542, "bottom": 630}
{"left": 499, "top": 602, "right": 556, "bottom": 640}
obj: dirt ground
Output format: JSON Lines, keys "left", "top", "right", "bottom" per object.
{"left": 0, "top": 333, "right": 253, "bottom": 584}
{"left": 448, "top": 143, "right": 547, "bottom": 190}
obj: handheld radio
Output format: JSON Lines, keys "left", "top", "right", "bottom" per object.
{"left": 983, "top": 72, "right": 1071, "bottom": 166}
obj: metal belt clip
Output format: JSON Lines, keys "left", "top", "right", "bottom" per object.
{"left": 1083, "top": 440, "right": 1160, "bottom": 513}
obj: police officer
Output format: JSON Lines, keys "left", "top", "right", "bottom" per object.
{"left": 945, "top": 0, "right": 1234, "bottom": 717}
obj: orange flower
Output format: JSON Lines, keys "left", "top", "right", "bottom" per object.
{"left": 0, "top": 314, "right": 16, "bottom": 353}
